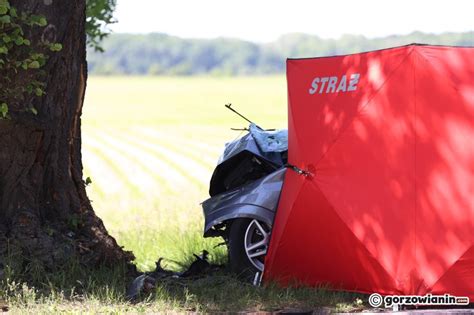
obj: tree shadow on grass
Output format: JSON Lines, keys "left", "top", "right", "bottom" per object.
{"left": 143, "top": 272, "right": 365, "bottom": 313}
{"left": 0, "top": 260, "right": 365, "bottom": 313}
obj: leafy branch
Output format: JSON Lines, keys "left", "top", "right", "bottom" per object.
{"left": 86, "top": 0, "right": 116, "bottom": 52}
{"left": 0, "top": 0, "right": 62, "bottom": 119}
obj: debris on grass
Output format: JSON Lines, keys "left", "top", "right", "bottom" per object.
{"left": 126, "top": 250, "right": 225, "bottom": 301}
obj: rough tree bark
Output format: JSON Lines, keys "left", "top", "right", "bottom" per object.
{"left": 0, "top": 1, "right": 133, "bottom": 272}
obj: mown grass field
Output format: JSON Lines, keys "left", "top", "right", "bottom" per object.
{"left": 4, "top": 76, "right": 364, "bottom": 313}
{"left": 82, "top": 76, "right": 288, "bottom": 271}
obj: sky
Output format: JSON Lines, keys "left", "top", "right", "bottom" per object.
{"left": 111, "top": 0, "right": 474, "bottom": 42}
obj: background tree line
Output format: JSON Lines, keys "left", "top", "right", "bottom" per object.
{"left": 87, "top": 31, "right": 474, "bottom": 75}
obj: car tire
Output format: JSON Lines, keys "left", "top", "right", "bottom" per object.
{"left": 228, "top": 218, "right": 271, "bottom": 281}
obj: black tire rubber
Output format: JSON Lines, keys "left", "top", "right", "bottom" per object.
{"left": 228, "top": 218, "right": 261, "bottom": 281}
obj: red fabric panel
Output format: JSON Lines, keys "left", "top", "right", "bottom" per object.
{"left": 411, "top": 47, "right": 474, "bottom": 293}
{"left": 430, "top": 246, "right": 474, "bottom": 296}
{"left": 265, "top": 45, "right": 474, "bottom": 298}
{"left": 265, "top": 179, "right": 398, "bottom": 294}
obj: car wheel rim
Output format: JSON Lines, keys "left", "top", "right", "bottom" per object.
{"left": 244, "top": 219, "right": 270, "bottom": 272}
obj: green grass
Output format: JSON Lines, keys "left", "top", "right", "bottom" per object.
{"left": 2, "top": 76, "right": 367, "bottom": 313}
{"left": 1, "top": 264, "right": 365, "bottom": 313}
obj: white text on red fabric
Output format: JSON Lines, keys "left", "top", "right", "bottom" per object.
{"left": 308, "top": 73, "right": 360, "bottom": 94}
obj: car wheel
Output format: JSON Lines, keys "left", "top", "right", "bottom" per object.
{"left": 228, "top": 218, "right": 271, "bottom": 280}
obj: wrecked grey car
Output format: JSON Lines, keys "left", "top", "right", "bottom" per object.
{"left": 202, "top": 107, "right": 288, "bottom": 278}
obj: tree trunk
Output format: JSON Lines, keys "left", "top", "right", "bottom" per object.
{"left": 0, "top": 0, "right": 133, "bottom": 272}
